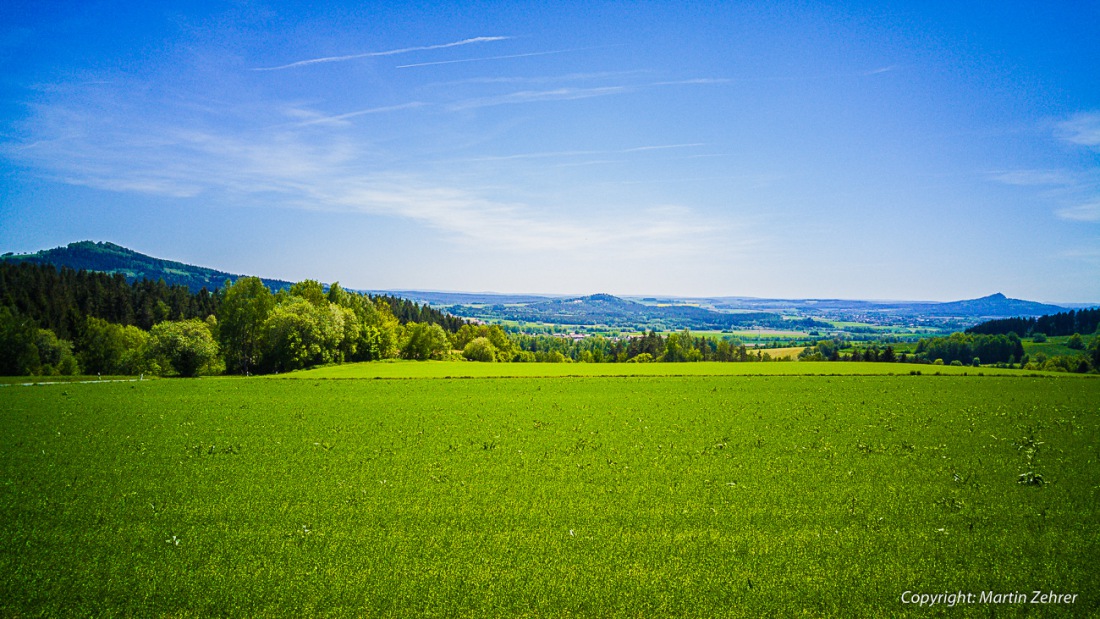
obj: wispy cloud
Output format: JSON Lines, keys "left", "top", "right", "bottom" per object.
{"left": 447, "top": 86, "right": 629, "bottom": 110}
{"left": 253, "top": 36, "right": 509, "bottom": 71}
{"left": 395, "top": 45, "right": 622, "bottom": 69}
{"left": 988, "top": 169, "right": 1074, "bottom": 186}
{"left": 988, "top": 164, "right": 1100, "bottom": 224}
{"left": 650, "top": 78, "right": 732, "bottom": 86}
{"left": 620, "top": 143, "right": 705, "bottom": 153}
{"left": 456, "top": 143, "right": 706, "bottom": 162}
{"left": 444, "top": 77, "right": 727, "bottom": 111}
{"left": 1059, "top": 247, "right": 1100, "bottom": 261}
{"left": 294, "top": 102, "right": 427, "bottom": 126}
{"left": 1056, "top": 202, "right": 1100, "bottom": 222}
{"left": 4, "top": 83, "right": 733, "bottom": 258}
{"left": 1057, "top": 112, "right": 1100, "bottom": 147}
{"left": 431, "top": 70, "right": 650, "bottom": 87}
{"left": 862, "top": 65, "right": 898, "bottom": 76}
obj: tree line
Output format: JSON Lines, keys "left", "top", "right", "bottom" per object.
{"left": 799, "top": 332, "right": 1099, "bottom": 373}
{"left": 0, "top": 262, "right": 216, "bottom": 338}
{"left": 470, "top": 328, "right": 785, "bottom": 364}
{"left": 800, "top": 333, "right": 1026, "bottom": 366}
{"left": 967, "top": 308, "right": 1100, "bottom": 338}
{"left": 0, "top": 264, "right": 469, "bottom": 377}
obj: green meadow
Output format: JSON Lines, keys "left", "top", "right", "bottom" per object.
{"left": 1023, "top": 335, "right": 1088, "bottom": 358}
{"left": 2, "top": 369, "right": 1098, "bottom": 616}
{"left": 285, "top": 359, "right": 1066, "bottom": 379}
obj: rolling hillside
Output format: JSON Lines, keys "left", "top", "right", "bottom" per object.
{"left": 1, "top": 241, "right": 292, "bottom": 293}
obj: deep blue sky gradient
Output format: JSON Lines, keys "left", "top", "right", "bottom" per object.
{"left": 2, "top": 1, "right": 1098, "bottom": 301}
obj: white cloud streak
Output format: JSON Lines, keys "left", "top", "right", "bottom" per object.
{"left": 650, "top": 78, "right": 732, "bottom": 86}
{"left": 453, "top": 143, "right": 706, "bottom": 163}
{"left": 294, "top": 102, "right": 427, "bottom": 126}
{"left": 1057, "top": 112, "right": 1100, "bottom": 147}
{"left": 988, "top": 169, "right": 1074, "bottom": 186}
{"left": 4, "top": 86, "right": 734, "bottom": 258}
{"left": 862, "top": 65, "right": 898, "bottom": 76}
{"left": 448, "top": 86, "right": 629, "bottom": 110}
{"left": 253, "top": 36, "right": 510, "bottom": 71}
{"left": 396, "top": 46, "right": 619, "bottom": 69}
{"left": 431, "top": 70, "right": 650, "bottom": 87}
{"left": 1057, "top": 202, "right": 1100, "bottom": 222}
{"left": 444, "top": 77, "right": 727, "bottom": 111}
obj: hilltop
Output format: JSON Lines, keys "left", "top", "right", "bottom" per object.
{"left": 909, "top": 292, "right": 1066, "bottom": 317}
{"left": 1, "top": 241, "right": 292, "bottom": 293}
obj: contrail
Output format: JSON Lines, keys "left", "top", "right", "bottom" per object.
{"left": 862, "top": 65, "right": 897, "bottom": 76}
{"left": 396, "top": 45, "right": 622, "bottom": 69}
{"left": 254, "top": 36, "right": 510, "bottom": 71}
{"left": 297, "top": 102, "right": 427, "bottom": 126}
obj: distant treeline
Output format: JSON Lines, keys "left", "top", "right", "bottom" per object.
{"left": 967, "top": 308, "right": 1100, "bottom": 337}
{"left": 377, "top": 294, "right": 467, "bottom": 332}
{"left": 508, "top": 330, "right": 776, "bottom": 363}
{"left": 800, "top": 331, "right": 1098, "bottom": 373}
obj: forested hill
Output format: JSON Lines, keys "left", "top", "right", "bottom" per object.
{"left": 966, "top": 306, "right": 1100, "bottom": 337}
{"left": 0, "top": 261, "right": 217, "bottom": 339}
{"left": 0, "top": 241, "right": 293, "bottom": 293}
{"left": 0, "top": 261, "right": 466, "bottom": 340}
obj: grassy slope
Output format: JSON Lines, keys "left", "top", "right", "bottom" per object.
{"left": 1024, "top": 335, "right": 1092, "bottom": 358}
{"left": 2, "top": 376, "right": 1098, "bottom": 616}
{"left": 284, "top": 360, "right": 1073, "bottom": 379}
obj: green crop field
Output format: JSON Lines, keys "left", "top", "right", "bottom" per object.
{"left": 2, "top": 372, "right": 1098, "bottom": 617}
{"left": 284, "top": 359, "right": 1069, "bottom": 379}
{"left": 1023, "top": 336, "right": 1086, "bottom": 358}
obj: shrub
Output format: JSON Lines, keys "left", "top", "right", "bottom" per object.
{"left": 149, "top": 319, "right": 220, "bottom": 377}
{"left": 462, "top": 337, "right": 497, "bottom": 362}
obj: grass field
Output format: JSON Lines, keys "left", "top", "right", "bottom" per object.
{"left": 0, "top": 375, "right": 142, "bottom": 386}
{"left": 2, "top": 372, "right": 1098, "bottom": 616}
{"left": 284, "top": 359, "right": 1071, "bottom": 379}
{"left": 1023, "top": 336, "right": 1089, "bottom": 358}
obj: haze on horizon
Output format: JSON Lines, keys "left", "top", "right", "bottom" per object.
{"left": 1, "top": 2, "right": 1098, "bottom": 303}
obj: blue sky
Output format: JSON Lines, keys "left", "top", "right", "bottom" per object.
{"left": 1, "top": 1, "right": 1098, "bottom": 302}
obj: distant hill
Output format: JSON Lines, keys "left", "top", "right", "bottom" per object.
{"left": 712, "top": 292, "right": 1068, "bottom": 322}
{"left": 0, "top": 241, "right": 293, "bottom": 293}
{"left": 904, "top": 293, "right": 1066, "bottom": 318}
{"left": 448, "top": 293, "right": 829, "bottom": 331}
{"left": 374, "top": 290, "right": 559, "bottom": 306}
